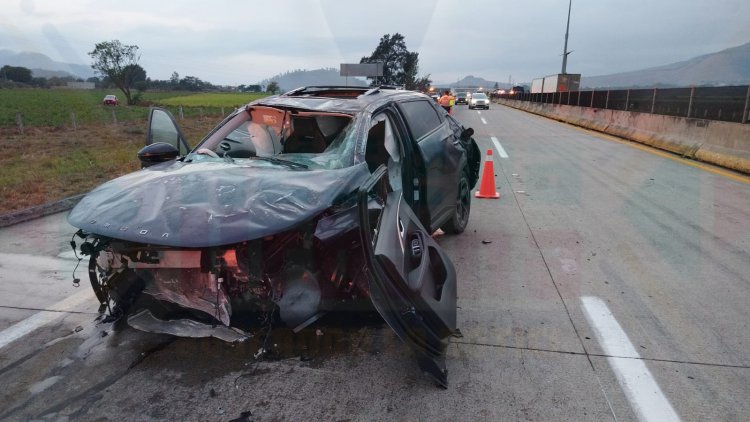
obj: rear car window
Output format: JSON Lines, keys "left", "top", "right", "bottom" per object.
{"left": 398, "top": 100, "right": 442, "bottom": 141}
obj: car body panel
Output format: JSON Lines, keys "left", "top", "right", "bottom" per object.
{"left": 357, "top": 166, "right": 457, "bottom": 387}
{"left": 469, "top": 93, "right": 490, "bottom": 109}
{"left": 147, "top": 108, "right": 191, "bottom": 156}
{"left": 68, "top": 160, "right": 370, "bottom": 248}
{"left": 68, "top": 87, "right": 477, "bottom": 387}
{"left": 103, "top": 95, "right": 118, "bottom": 105}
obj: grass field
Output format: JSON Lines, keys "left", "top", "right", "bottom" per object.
{"left": 156, "top": 92, "right": 268, "bottom": 107}
{"left": 0, "top": 116, "right": 220, "bottom": 214}
{"left": 0, "top": 89, "right": 269, "bottom": 128}
{"left": 0, "top": 88, "right": 272, "bottom": 214}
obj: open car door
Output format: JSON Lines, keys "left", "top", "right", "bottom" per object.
{"left": 358, "top": 166, "right": 457, "bottom": 388}
{"left": 147, "top": 107, "right": 190, "bottom": 153}
{"left": 138, "top": 108, "right": 191, "bottom": 167}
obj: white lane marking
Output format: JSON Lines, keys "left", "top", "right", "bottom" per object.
{"left": 481, "top": 117, "right": 487, "bottom": 125}
{"left": 581, "top": 296, "right": 681, "bottom": 422}
{"left": 477, "top": 111, "right": 482, "bottom": 115}
{"left": 0, "top": 288, "right": 94, "bottom": 350}
{"left": 491, "top": 137, "right": 509, "bottom": 158}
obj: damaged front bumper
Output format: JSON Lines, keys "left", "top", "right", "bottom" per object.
{"left": 72, "top": 200, "right": 372, "bottom": 340}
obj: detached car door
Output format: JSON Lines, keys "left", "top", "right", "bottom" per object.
{"left": 358, "top": 166, "right": 457, "bottom": 388}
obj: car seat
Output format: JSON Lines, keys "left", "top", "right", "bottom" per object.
{"left": 283, "top": 116, "right": 327, "bottom": 154}
{"left": 365, "top": 122, "right": 390, "bottom": 173}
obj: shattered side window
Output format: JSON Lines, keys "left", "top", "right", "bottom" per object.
{"left": 367, "top": 114, "right": 403, "bottom": 191}
{"left": 299, "top": 114, "right": 358, "bottom": 169}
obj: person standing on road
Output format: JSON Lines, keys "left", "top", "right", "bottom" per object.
{"left": 439, "top": 90, "right": 454, "bottom": 114}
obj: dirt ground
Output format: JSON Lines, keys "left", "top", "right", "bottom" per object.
{"left": 0, "top": 117, "right": 219, "bottom": 214}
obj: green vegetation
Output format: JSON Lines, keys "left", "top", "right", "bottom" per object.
{"left": 156, "top": 92, "right": 268, "bottom": 107}
{"left": 0, "top": 88, "right": 272, "bottom": 213}
{"left": 0, "top": 89, "right": 269, "bottom": 128}
{"left": 1, "top": 88, "right": 144, "bottom": 127}
{"left": 0, "top": 116, "right": 220, "bottom": 213}
{"left": 88, "top": 40, "right": 143, "bottom": 105}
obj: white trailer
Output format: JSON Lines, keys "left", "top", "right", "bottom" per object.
{"left": 541, "top": 74, "right": 581, "bottom": 93}
{"left": 542, "top": 75, "right": 559, "bottom": 93}
{"left": 531, "top": 78, "right": 545, "bottom": 94}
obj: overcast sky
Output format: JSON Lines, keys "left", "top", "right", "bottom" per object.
{"left": 2, "top": 0, "right": 749, "bottom": 85}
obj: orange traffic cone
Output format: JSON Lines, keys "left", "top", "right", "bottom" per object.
{"left": 475, "top": 149, "right": 500, "bottom": 199}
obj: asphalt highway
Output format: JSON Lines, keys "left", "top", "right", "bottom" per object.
{"left": 0, "top": 104, "right": 748, "bottom": 421}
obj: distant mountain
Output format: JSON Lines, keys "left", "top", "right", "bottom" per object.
{"left": 261, "top": 68, "right": 368, "bottom": 91}
{"left": 581, "top": 41, "right": 750, "bottom": 88}
{"left": 433, "top": 75, "right": 513, "bottom": 90}
{"left": 0, "top": 49, "right": 94, "bottom": 79}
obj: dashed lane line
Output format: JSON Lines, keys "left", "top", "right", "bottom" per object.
{"left": 0, "top": 288, "right": 94, "bottom": 350}
{"left": 581, "top": 296, "right": 681, "bottom": 422}
{"left": 491, "top": 137, "right": 509, "bottom": 158}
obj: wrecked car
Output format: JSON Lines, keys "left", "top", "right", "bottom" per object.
{"left": 68, "top": 86, "right": 480, "bottom": 387}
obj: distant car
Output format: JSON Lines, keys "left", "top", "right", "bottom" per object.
{"left": 69, "top": 86, "right": 481, "bottom": 388}
{"left": 455, "top": 93, "right": 468, "bottom": 105}
{"left": 469, "top": 92, "right": 489, "bottom": 109}
{"left": 430, "top": 93, "right": 439, "bottom": 102}
{"left": 509, "top": 86, "right": 525, "bottom": 95}
{"left": 102, "top": 95, "right": 119, "bottom": 106}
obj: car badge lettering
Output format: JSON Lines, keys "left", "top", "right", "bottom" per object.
{"left": 119, "top": 226, "right": 128, "bottom": 231}
{"left": 139, "top": 230, "right": 149, "bottom": 235}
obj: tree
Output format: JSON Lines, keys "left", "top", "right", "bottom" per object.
{"left": 239, "top": 84, "right": 261, "bottom": 93}
{"left": 170, "top": 71, "right": 180, "bottom": 88}
{"left": 266, "top": 81, "right": 279, "bottom": 94}
{"left": 123, "top": 64, "right": 147, "bottom": 86}
{"left": 1, "top": 65, "right": 33, "bottom": 83}
{"left": 360, "top": 33, "right": 429, "bottom": 89}
{"left": 88, "top": 40, "right": 141, "bottom": 105}
{"left": 413, "top": 75, "right": 433, "bottom": 92}
{"left": 178, "top": 75, "right": 212, "bottom": 91}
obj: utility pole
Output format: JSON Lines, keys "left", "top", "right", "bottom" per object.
{"left": 561, "top": 0, "right": 572, "bottom": 74}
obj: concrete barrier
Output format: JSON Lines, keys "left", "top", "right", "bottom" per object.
{"left": 497, "top": 99, "right": 750, "bottom": 174}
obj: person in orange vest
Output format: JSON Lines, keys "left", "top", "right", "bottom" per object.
{"left": 439, "top": 90, "right": 454, "bottom": 114}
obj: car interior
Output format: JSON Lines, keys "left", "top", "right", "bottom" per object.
{"left": 283, "top": 115, "right": 328, "bottom": 154}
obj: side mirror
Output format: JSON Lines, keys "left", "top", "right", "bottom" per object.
{"left": 138, "top": 142, "right": 179, "bottom": 168}
{"left": 460, "top": 127, "right": 474, "bottom": 141}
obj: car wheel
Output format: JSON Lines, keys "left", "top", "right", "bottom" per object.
{"left": 443, "top": 172, "right": 471, "bottom": 234}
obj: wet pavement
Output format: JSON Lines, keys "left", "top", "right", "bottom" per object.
{"left": 1, "top": 105, "right": 749, "bottom": 421}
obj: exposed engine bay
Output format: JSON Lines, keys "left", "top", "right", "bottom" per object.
{"left": 73, "top": 202, "right": 374, "bottom": 341}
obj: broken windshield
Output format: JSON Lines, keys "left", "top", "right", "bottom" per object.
{"left": 190, "top": 106, "right": 358, "bottom": 170}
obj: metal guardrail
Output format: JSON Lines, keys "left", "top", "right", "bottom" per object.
{"left": 496, "top": 85, "right": 750, "bottom": 124}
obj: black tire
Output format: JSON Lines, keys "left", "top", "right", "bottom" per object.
{"left": 443, "top": 172, "right": 471, "bottom": 234}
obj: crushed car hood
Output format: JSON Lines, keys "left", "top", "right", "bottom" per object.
{"left": 69, "top": 160, "right": 370, "bottom": 247}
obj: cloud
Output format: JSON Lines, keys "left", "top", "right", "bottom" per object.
{"left": 2, "top": 0, "right": 748, "bottom": 85}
